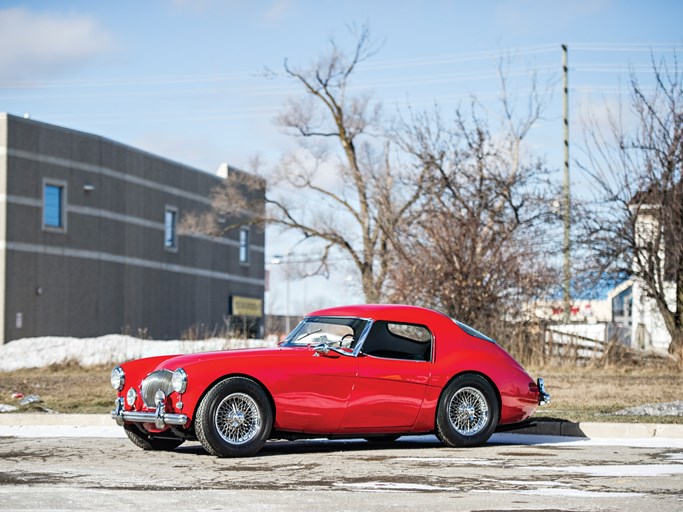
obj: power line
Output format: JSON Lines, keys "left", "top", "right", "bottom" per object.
{"left": 570, "top": 43, "right": 681, "bottom": 52}
{"left": 363, "top": 44, "right": 558, "bottom": 71}
{"left": 0, "top": 44, "right": 564, "bottom": 90}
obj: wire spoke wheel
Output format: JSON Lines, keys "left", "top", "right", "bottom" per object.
{"left": 215, "top": 392, "right": 262, "bottom": 445}
{"left": 447, "top": 386, "right": 489, "bottom": 436}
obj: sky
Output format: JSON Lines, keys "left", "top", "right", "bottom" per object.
{"left": 1, "top": 0, "right": 681, "bottom": 316}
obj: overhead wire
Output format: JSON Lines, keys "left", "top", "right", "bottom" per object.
{"left": 2, "top": 43, "right": 680, "bottom": 124}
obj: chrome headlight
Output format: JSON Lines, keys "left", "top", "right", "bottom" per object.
{"left": 126, "top": 387, "right": 137, "bottom": 406}
{"left": 171, "top": 368, "right": 188, "bottom": 394}
{"left": 110, "top": 366, "right": 125, "bottom": 391}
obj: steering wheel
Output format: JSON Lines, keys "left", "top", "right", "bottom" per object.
{"left": 340, "top": 333, "right": 356, "bottom": 348}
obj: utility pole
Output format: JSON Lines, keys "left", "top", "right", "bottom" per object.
{"left": 562, "top": 44, "right": 571, "bottom": 323}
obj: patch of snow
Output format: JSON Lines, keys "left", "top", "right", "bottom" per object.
{"left": 0, "top": 335, "right": 273, "bottom": 371}
{"left": 614, "top": 401, "right": 683, "bottom": 416}
{"left": 393, "top": 457, "right": 497, "bottom": 465}
{"left": 488, "top": 478, "right": 571, "bottom": 487}
{"left": 522, "top": 463, "right": 683, "bottom": 477}
{"left": 334, "top": 481, "right": 458, "bottom": 492}
{"left": 474, "top": 488, "right": 644, "bottom": 498}
{"left": 666, "top": 452, "right": 683, "bottom": 462}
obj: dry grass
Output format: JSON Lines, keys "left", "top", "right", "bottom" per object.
{"left": 0, "top": 360, "right": 681, "bottom": 423}
{"left": 529, "top": 359, "right": 683, "bottom": 423}
{"left": 0, "top": 363, "right": 114, "bottom": 414}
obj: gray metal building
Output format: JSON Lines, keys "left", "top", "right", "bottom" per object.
{"left": 0, "top": 113, "right": 265, "bottom": 343}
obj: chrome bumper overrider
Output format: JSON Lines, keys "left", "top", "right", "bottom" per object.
{"left": 111, "top": 397, "right": 188, "bottom": 429}
{"left": 537, "top": 377, "right": 551, "bottom": 406}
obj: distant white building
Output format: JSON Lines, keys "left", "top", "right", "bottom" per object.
{"left": 627, "top": 200, "right": 676, "bottom": 353}
{"left": 630, "top": 279, "right": 673, "bottom": 352}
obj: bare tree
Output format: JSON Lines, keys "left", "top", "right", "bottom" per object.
{"left": 579, "top": 54, "right": 683, "bottom": 365}
{"left": 389, "top": 89, "right": 558, "bottom": 331}
{"left": 251, "top": 27, "right": 426, "bottom": 302}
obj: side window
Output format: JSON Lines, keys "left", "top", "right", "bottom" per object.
{"left": 43, "top": 180, "right": 67, "bottom": 232}
{"left": 239, "top": 227, "right": 250, "bottom": 264}
{"left": 164, "top": 206, "right": 178, "bottom": 251}
{"left": 387, "top": 323, "right": 432, "bottom": 342}
{"left": 361, "top": 321, "right": 432, "bottom": 361}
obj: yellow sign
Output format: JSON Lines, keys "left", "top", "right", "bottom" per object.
{"left": 231, "top": 296, "right": 263, "bottom": 317}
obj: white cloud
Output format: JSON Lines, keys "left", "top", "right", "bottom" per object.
{"left": 263, "top": 0, "right": 293, "bottom": 24}
{"left": 167, "top": 0, "right": 292, "bottom": 24}
{"left": 0, "top": 7, "right": 113, "bottom": 81}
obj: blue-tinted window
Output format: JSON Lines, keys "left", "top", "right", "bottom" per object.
{"left": 239, "top": 227, "right": 249, "bottom": 263}
{"left": 43, "top": 184, "right": 64, "bottom": 228}
{"left": 164, "top": 208, "right": 177, "bottom": 249}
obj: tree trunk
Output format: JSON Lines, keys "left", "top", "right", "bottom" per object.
{"left": 668, "top": 328, "right": 683, "bottom": 368}
{"left": 362, "top": 267, "right": 380, "bottom": 304}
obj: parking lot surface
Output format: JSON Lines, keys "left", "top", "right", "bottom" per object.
{"left": 1, "top": 430, "right": 682, "bottom": 511}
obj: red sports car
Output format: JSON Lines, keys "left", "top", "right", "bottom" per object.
{"left": 111, "top": 304, "right": 549, "bottom": 457}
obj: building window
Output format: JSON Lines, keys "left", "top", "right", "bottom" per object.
{"left": 239, "top": 227, "right": 250, "bottom": 264}
{"left": 43, "top": 181, "right": 66, "bottom": 231}
{"left": 164, "top": 206, "right": 178, "bottom": 251}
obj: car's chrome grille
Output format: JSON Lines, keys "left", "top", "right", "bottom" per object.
{"left": 140, "top": 369, "right": 173, "bottom": 408}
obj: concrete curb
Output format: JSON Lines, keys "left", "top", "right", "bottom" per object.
{"left": 510, "top": 420, "right": 683, "bottom": 438}
{"left": 1, "top": 414, "right": 682, "bottom": 438}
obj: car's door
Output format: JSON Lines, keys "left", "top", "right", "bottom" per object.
{"left": 340, "top": 321, "right": 432, "bottom": 431}
{"left": 273, "top": 349, "right": 359, "bottom": 434}
{"left": 270, "top": 317, "right": 368, "bottom": 434}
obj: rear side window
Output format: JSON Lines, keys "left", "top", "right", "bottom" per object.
{"left": 387, "top": 323, "right": 432, "bottom": 342}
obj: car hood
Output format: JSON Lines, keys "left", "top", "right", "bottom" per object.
{"left": 153, "top": 346, "right": 301, "bottom": 371}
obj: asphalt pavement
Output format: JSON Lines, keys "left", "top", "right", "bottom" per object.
{"left": 0, "top": 423, "right": 682, "bottom": 512}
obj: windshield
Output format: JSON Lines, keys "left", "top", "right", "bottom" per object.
{"left": 284, "top": 316, "right": 370, "bottom": 349}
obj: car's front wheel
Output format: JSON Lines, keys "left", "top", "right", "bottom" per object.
{"left": 195, "top": 376, "right": 273, "bottom": 457}
{"left": 123, "top": 423, "right": 185, "bottom": 451}
{"left": 436, "top": 373, "right": 499, "bottom": 447}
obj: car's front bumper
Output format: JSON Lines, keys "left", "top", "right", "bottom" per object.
{"left": 111, "top": 397, "right": 188, "bottom": 429}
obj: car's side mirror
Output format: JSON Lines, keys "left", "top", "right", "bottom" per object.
{"left": 313, "top": 342, "right": 354, "bottom": 357}
{"left": 313, "top": 342, "right": 331, "bottom": 355}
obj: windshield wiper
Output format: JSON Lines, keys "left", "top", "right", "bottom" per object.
{"left": 295, "top": 328, "right": 322, "bottom": 344}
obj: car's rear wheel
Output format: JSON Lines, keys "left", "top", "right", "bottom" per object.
{"left": 436, "top": 373, "right": 499, "bottom": 447}
{"left": 123, "top": 423, "right": 185, "bottom": 451}
{"left": 195, "top": 376, "right": 273, "bottom": 457}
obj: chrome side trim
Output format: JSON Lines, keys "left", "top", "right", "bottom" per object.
{"left": 537, "top": 377, "right": 551, "bottom": 406}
